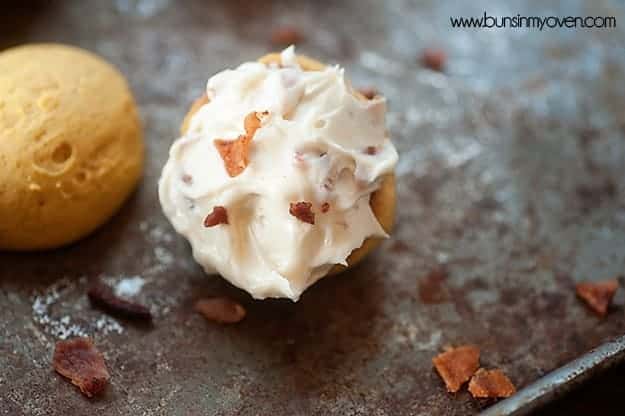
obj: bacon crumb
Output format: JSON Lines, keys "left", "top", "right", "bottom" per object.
{"left": 215, "top": 111, "right": 265, "bottom": 177}
{"left": 204, "top": 206, "right": 229, "bottom": 227}
{"left": 195, "top": 297, "right": 246, "bottom": 324}
{"left": 576, "top": 279, "right": 619, "bottom": 317}
{"left": 432, "top": 345, "right": 480, "bottom": 393}
{"left": 321, "top": 202, "right": 330, "bottom": 213}
{"left": 468, "top": 368, "right": 516, "bottom": 399}
{"left": 181, "top": 174, "right": 193, "bottom": 184}
{"left": 271, "top": 26, "right": 304, "bottom": 45}
{"left": 87, "top": 279, "right": 152, "bottom": 320}
{"left": 214, "top": 135, "right": 252, "bottom": 177}
{"left": 365, "top": 146, "right": 378, "bottom": 155}
{"left": 244, "top": 111, "right": 266, "bottom": 137}
{"left": 289, "top": 201, "right": 315, "bottom": 224}
{"left": 52, "top": 337, "right": 110, "bottom": 398}
{"left": 421, "top": 48, "right": 446, "bottom": 72}
{"left": 358, "top": 87, "right": 378, "bottom": 100}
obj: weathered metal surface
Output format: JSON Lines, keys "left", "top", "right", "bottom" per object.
{"left": 482, "top": 334, "right": 625, "bottom": 416}
{"left": 1, "top": 1, "right": 625, "bottom": 415}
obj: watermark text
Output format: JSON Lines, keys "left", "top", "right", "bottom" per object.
{"left": 450, "top": 12, "right": 616, "bottom": 31}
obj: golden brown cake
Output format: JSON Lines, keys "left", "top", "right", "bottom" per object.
{"left": 0, "top": 44, "right": 144, "bottom": 250}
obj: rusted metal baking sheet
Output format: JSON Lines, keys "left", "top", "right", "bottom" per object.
{"left": 482, "top": 334, "right": 625, "bottom": 416}
{"left": 1, "top": 1, "right": 625, "bottom": 415}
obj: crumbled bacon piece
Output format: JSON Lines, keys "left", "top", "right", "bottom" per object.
{"left": 214, "top": 135, "right": 252, "bottom": 177}
{"left": 421, "top": 48, "right": 446, "bottom": 72}
{"left": 204, "top": 206, "right": 229, "bottom": 227}
{"left": 271, "top": 26, "right": 304, "bottom": 45}
{"left": 52, "top": 337, "right": 110, "bottom": 398}
{"left": 358, "top": 87, "right": 378, "bottom": 100}
{"left": 87, "top": 279, "right": 152, "bottom": 320}
{"left": 289, "top": 201, "right": 315, "bottom": 224}
{"left": 321, "top": 202, "right": 330, "bottom": 213}
{"left": 576, "top": 279, "right": 619, "bottom": 317}
{"left": 244, "top": 111, "right": 266, "bottom": 136}
{"left": 194, "top": 297, "right": 246, "bottom": 324}
{"left": 468, "top": 368, "right": 516, "bottom": 399}
{"left": 432, "top": 345, "right": 480, "bottom": 393}
{"left": 181, "top": 173, "right": 193, "bottom": 184}
{"left": 214, "top": 112, "right": 265, "bottom": 177}
{"left": 365, "top": 146, "right": 377, "bottom": 155}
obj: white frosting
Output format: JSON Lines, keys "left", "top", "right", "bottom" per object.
{"left": 159, "top": 47, "right": 398, "bottom": 300}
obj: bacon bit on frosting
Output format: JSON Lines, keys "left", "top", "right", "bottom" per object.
{"left": 576, "top": 279, "right": 619, "bottom": 317}
{"left": 52, "top": 337, "right": 110, "bottom": 398}
{"left": 365, "top": 146, "right": 377, "bottom": 155}
{"left": 195, "top": 297, "right": 246, "bottom": 324}
{"left": 214, "top": 135, "right": 252, "bottom": 177}
{"left": 204, "top": 206, "right": 229, "bottom": 227}
{"left": 468, "top": 368, "right": 516, "bottom": 399}
{"left": 321, "top": 202, "right": 330, "bottom": 213}
{"left": 214, "top": 111, "right": 266, "bottom": 177}
{"left": 432, "top": 345, "right": 480, "bottom": 393}
{"left": 181, "top": 173, "right": 193, "bottom": 184}
{"left": 289, "top": 201, "right": 315, "bottom": 224}
{"left": 244, "top": 111, "right": 265, "bottom": 136}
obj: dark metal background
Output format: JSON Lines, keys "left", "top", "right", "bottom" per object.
{"left": 1, "top": 1, "right": 625, "bottom": 415}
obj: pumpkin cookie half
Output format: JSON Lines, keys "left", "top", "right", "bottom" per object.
{"left": 0, "top": 44, "right": 143, "bottom": 250}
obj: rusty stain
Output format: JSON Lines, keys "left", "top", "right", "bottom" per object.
{"left": 419, "top": 266, "right": 450, "bottom": 304}
{"left": 576, "top": 179, "right": 617, "bottom": 213}
{"left": 389, "top": 239, "right": 411, "bottom": 254}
